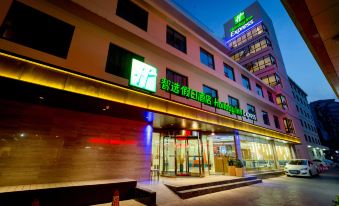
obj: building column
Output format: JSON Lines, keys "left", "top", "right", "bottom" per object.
{"left": 234, "top": 130, "right": 242, "bottom": 160}
{"left": 270, "top": 140, "right": 280, "bottom": 169}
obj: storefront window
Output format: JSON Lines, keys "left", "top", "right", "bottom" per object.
{"left": 240, "top": 135, "right": 276, "bottom": 171}
{"left": 274, "top": 141, "right": 292, "bottom": 168}
{"left": 212, "top": 135, "right": 235, "bottom": 175}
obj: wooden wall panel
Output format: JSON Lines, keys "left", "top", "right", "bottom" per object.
{"left": 0, "top": 99, "right": 151, "bottom": 186}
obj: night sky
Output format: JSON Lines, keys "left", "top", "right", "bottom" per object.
{"left": 171, "top": 0, "right": 338, "bottom": 102}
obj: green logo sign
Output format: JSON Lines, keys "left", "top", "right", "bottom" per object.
{"left": 160, "top": 77, "right": 247, "bottom": 117}
{"left": 130, "top": 59, "right": 158, "bottom": 92}
{"left": 230, "top": 11, "right": 254, "bottom": 37}
{"left": 234, "top": 12, "right": 245, "bottom": 24}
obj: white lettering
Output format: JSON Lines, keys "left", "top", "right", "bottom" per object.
{"left": 230, "top": 19, "right": 254, "bottom": 37}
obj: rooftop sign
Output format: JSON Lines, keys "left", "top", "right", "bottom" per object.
{"left": 230, "top": 11, "right": 254, "bottom": 37}
{"left": 130, "top": 59, "right": 158, "bottom": 92}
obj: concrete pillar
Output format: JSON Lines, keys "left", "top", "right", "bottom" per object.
{"left": 234, "top": 130, "right": 242, "bottom": 160}
{"left": 270, "top": 140, "right": 279, "bottom": 169}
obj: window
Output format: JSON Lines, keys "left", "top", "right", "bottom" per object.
{"left": 224, "top": 63, "right": 235, "bottom": 81}
{"left": 228, "top": 96, "right": 239, "bottom": 108}
{"left": 203, "top": 85, "right": 218, "bottom": 99}
{"left": 304, "top": 134, "right": 308, "bottom": 142}
{"left": 105, "top": 43, "right": 144, "bottom": 79}
{"left": 227, "top": 23, "right": 268, "bottom": 49}
{"left": 262, "top": 111, "right": 270, "bottom": 125}
{"left": 247, "top": 104, "right": 256, "bottom": 116}
{"left": 116, "top": 0, "right": 148, "bottom": 31}
{"left": 300, "top": 119, "right": 304, "bottom": 127}
{"left": 245, "top": 54, "right": 276, "bottom": 73}
{"left": 276, "top": 94, "right": 288, "bottom": 110}
{"left": 296, "top": 105, "right": 299, "bottom": 112}
{"left": 166, "top": 69, "right": 188, "bottom": 86}
{"left": 283, "top": 118, "right": 295, "bottom": 134}
{"left": 241, "top": 75, "right": 251, "bottom": 90}
{"left": 261, "top": 73, "right": 281, "bottom": 87}
{"left": 256, "top": 84, "right": 264, "bottom": 97}
{"left": 166, "top": 26, "right": 187, "bottom": 53}
{"left": 273, "top": 115, "right": 280, "bottom": 129}
{"left": 200, "top": 48, "right": 215, "bottom": 69}
{"left": 267, "top": 91, "right": 274, "bottom": 103}
{"left": 231, "top": 37, "right": 272, "bottom": 62}
{"left": 0, "top": 1, "right": 74, "bottom": 58}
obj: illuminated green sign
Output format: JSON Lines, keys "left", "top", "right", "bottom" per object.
{"left": 234, "top": 12, "right": 245, "bottom": 24}
{"left": 230, "top": 11, "right": 254, "bottom": 37}
{"left": 160, "top": 78, "right": 245, "bottom": 116}
{"left": 130, "top": 59, "right": 158, "bottom": 92}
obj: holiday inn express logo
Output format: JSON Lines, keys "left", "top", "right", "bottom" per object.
{"left": 234, "top": 12, "right": 245, "bottom": 24}
{"left": 230, "top": 11, "right": 254, "bottom": 37}
{"left": 129, "top": 59, "right": 158, "bottom": 92}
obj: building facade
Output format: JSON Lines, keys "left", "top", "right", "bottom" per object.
{"left": 310, "top": 99, "right": 339, "bottom": 161}
{"left": 0, "top": 0, "right": 300, "bottom": 186}
{"left": 288, "top": 77, "right": 327, "bottom": 160}
{"left": 223, "top": 2, "right": 306, "bottom": 158}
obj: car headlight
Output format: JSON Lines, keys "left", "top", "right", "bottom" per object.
{"left": 300, "top": 168, "right": 308, "bottom": 171}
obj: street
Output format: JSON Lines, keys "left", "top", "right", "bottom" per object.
{"left": 143, "top": 167, "right": 339, "bottom": 206}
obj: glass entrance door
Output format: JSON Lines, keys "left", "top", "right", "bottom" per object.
{"left": 154, "top": 132, "right": 211, "bottom": 177}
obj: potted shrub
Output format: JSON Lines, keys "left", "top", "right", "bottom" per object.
{"left": 235, "top": 159, "right": 245, "bottom": 177}
{"left": 227, "top": 159, "right": 236, "bottom": 176}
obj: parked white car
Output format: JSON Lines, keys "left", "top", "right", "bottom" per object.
{"left": 284, "top": 159, "right": 318, "bottom": 177}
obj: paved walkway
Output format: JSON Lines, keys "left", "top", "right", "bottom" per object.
{"left": 139, "top": 168, "right": 339, "bottom": 206}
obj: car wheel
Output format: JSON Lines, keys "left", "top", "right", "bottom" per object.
{"left": 309, "top": 170, "right": 313, "bottom": 177}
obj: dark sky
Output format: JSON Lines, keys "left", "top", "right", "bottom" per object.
{"left": 171, "top": 0, "right": 338, "bottom": 102}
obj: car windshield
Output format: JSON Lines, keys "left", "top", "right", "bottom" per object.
{"left": 288, "top": 160, "right": 308, "bottom": 165}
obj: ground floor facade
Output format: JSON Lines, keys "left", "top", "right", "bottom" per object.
{"left": 151, "top": 129, "right": 295, "bottom": 178}
{"left": 0, "top": 52, "right": 300, "bottom": 186}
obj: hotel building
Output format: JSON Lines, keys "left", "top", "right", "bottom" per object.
{"left": 288, "top": 77, "right": 327, "bottom": 159}
{"left": 224, "top": 2, "right": 307, "bottom": 158}
{"left": 0, "top": 0, "right": 300, "bottom": 186}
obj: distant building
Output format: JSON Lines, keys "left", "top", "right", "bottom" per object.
{"left": 310, "top": 99, "right": 339, "bottom": 161}
{"left": 224, "top": 2, "right": 307, "bottom": 158}
{"left": 288, "top": 77, "right": 328, "bottom": 160}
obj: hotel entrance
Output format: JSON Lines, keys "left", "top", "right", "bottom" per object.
{"left": 152, "top": 131, "right": 212, "bottom": 177}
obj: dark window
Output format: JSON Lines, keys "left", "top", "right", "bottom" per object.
{"left": 203, "top": 85, "right": 218, "bottom": 99}
{"left": 200, "top": 48, "right": 215, "bottom": 69}
{"left": 228, "top": 96, "right": 239, "bottom": 108}
{"left": 0, "top": 1, "right": 74, "bottom": 58}
{"left": 256, "top": 84, "right": 264, "bottom": 97}
{"left": 300, "top": 119, "right": 304, "bottom": 127}
{"left": 241, "top": 75, "right": 251, "bottom": 90}
{"left": 304, "top": 134, "right": 308, "bottom": 142}
{"left": 296, "top": 105, "right": 299, "bottom": 112}
{"left": 166, "top": 26, "right": 186, "bottom": 53}
{"left": 116, "top": 0, "right": 148, "bottom": 31}
{"left": 283, "top": 118, "right": 295, "bottom": 134}
{"left": 262, "top": 111, "right": 270, "bottom": 125}
{"left": 267, "top": 91, "right": 274, "bottom": 103}
{"left": 247, "top": 104, "right": 256, "bottom": 116}
{"left": 166, "top": 69, "right": 188, "bottom": 86}
{"left": 273, "top": 115, "right": 280, "bottom": 129}
{"left": 105, "top": 43, "right": 144, "bottom": 79}
{"left": 224, "top": 63, "right": 235, "bottom": 81}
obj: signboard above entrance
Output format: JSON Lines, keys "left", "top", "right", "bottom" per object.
{"left": 129, "top": 59, "right": 158, "bottom": 93}
{"left": 160, "top": 78, "right": 257, "bottom": 121}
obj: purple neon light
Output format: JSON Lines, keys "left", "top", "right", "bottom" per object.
{"left": 225, "top": 20, "right": 263, "bottom": 44}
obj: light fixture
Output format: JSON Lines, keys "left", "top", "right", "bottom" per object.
{"left": 307, "top": 145, "right": 312, "bottom": 148}
{"left": 211, "top": 132, "right": 215, "bottom": 136}
{"left": 20, "top": 133, "right": 25, "bottom": 137}
{"left": 39, "top": 96, "right": 44, "bottom": 100}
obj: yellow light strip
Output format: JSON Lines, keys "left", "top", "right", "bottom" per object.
{"left": 0, "top": 51, "right": 300, "bottom": 143}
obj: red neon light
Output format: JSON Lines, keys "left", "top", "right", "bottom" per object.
{"left": 88, "top": 138, "right": 137, "bottom": 145}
